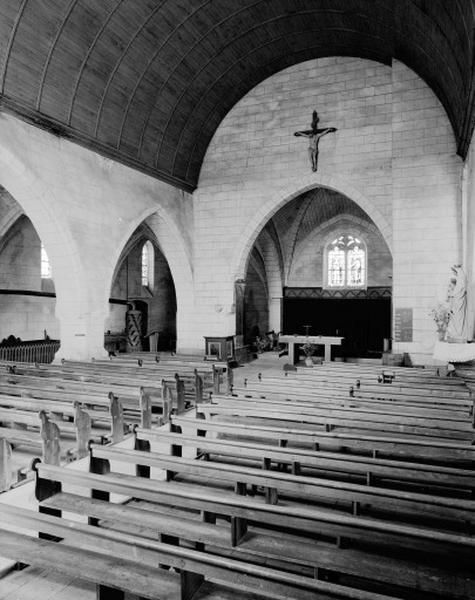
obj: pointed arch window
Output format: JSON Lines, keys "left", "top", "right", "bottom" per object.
{"left": 141, "top": 241, "right": 154, "bottom": 290}
{"left": 326, "top": 235, "right": 366, "bottom": 288}
{"left": 41, "top": 243, "right": 52, "bottom": 279}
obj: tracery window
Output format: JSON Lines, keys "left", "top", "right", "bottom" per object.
{"left": 41, "top": 243, "right": 52, "bottom": 279}
{"left": 141, "top": 241, "right": 154, "bottom": 289}
{"left": 326, "top": 235, "right": 366, "bottom": 287}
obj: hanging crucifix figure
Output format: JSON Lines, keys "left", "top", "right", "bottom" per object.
{"left": 294, "top": 111, "right": 337, "bottom": 171}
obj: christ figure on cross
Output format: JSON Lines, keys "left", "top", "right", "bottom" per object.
{"left": 294, "top": 111, "right": 337, "bottom": 171}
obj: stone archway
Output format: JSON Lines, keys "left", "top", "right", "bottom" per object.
{"left": 0, "top": 137, "right": 86, "bottom": 359}
{"left": 109, "top": 205, "right": 195, "bottom": 353}
{"left": 232, "top": 174, "right": 392, "bottom": 283}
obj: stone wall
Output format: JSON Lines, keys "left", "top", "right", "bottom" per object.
{"left": 0, "top": 112, "right": 194, "bottom": 359}
{"left": 0, "top": 56, "right": 464, "bottom": 362}
{"left": 193, "top": 57, "right": 462, "bottom": 363}
{"left": 288, "top": 216, "right": 392, "bottom": 288}
{"left": 0, "top": 215, "right": 58, "bottom": 341}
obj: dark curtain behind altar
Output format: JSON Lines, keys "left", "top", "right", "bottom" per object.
{"left": 283, "top": 298, "right": 391, "bottom": 358}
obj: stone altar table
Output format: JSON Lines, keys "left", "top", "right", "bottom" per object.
{"left": 278, "top": 334, "right": 344, "bottom": 363}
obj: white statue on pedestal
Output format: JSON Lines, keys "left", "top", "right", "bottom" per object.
{"left": 446, "top": 264, "right": 469, "bottom": 343}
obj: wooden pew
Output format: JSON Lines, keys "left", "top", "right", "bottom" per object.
{"left": 0, "top": 394, "right": 121, "bottom": 491}
{"left": 136, "top": 427, "right": 475, "bottom": 493}
{"left": 0, "top": 507, "right": 403, "bottom": 600}
{"left": 0, "top": 527, "right": 184, "bottom": 600}
{"left": 237, "top": 377, "right": 471, "bottom": 403}
{"left": 213, "top": 391, "right": 472, "bottom": 420}
{"left": 172, "top": 414, "right": 475, "bottom": 465}
{"left": 89, "top": 443, "right": 475, "bottom": 526}
{"left": 0, "top": 410, "right": 65, "bottom": 491}
{"left": 0, "top": 392, "right": 110, "bottom": 427}
{"left": 0, "top": 468, "right": 411, "bottom": 600}
{"left": 32, "top": 460, "right": 475, "bottom": 598}
{"left": 0, "top": 372, "right": 181, "bottom": 418}
{"left": 292, "top": 366, "right": 469, "bottom": 391}
{"left": 2, "top": 364, "right": 165, "bottom": 393}
{"left": 234, "top": 381, "right": 474, "bottom": 408}
{"left": 294, "top": 362, "right": 444, "bottom": 380}
{"left": 196, "top": 401, "right": 475, "bottom": 442}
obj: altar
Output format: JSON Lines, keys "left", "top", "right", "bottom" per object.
{"left": 278, "top": 334, "right": 344, "bottom": 363}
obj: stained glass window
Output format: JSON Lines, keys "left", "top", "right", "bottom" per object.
{"left": 326, "top": 235, "right": 365, "bottom": 287}
{"left": 41, "top": 243, "right": 52, "bottom": 279}
{"left": 141, "top": 241, "right": 154, "bottom": 289}
{"left": 328, "top": 238, "right": 345, "bottom": 286}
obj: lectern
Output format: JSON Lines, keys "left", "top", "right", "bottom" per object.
{"left": 204, "top": 336, "right": 235, "bottom": 361}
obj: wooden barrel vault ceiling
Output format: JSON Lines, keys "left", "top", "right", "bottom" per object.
{"left": 0, "top": 0, "right": 473, "bottom": 192}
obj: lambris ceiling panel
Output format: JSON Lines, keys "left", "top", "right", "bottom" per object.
{"left": 0, "top": 0, "right": 473, "bottom": 192}
{"left": 0, "top": 1, "right": 23, "bottom": 70}
{"left": 38, "top": 1, "right": 111, "bottom": 122}
{"left": 3, "top": 0, "right": 65, "bottom": 103}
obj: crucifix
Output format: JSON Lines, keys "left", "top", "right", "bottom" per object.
{"left": 302, "top": 324, "right": 312, "bottom": 336}
{"left": 294, "top": 111, "right": 337, "bottom": 171}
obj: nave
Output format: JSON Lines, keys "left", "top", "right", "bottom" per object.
{"left": 0, "top": 351, "right": 474, "bottom": 600}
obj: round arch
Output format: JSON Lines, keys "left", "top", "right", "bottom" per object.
{"left": 232, "top": 174, "right": 392, "bottom": 282}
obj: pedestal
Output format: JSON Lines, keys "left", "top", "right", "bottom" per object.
{"left": 204, "top": 336, "right": 235, "bottom": 361}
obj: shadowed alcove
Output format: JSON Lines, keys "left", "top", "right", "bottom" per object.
{"left": 242, "top": 187, "right": 393, "bottom": 357}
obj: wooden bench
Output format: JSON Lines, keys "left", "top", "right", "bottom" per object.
{"left": 172, "top": 414, "right": 475, "bottom": 465}
{"left": 30, "top": 455, "right": 475, "bottom": 599}
{"left": 0, "top": 393, "right": 132, "bottom": 491}
{"left": 88, "top": 442, "right": 475, "bottom": 527}
{"left": 238, "top": 376, "right": 471, "bottom": 402}
{"left": 135, "top": 427, "right": 475, "bottom": 493}
{"left": 196, "top": 401, "right": 475, "bottom": 442}
{"left": 33, "top": 460, "right": 475, "bottom": 595}
{"left": 208, "top": 393, "right": 475, "bottom": 430}
{"left": 213, "top": 390, "right": 472, "bottom": 420}
{"left": 0, "top": 477, "right": 407, "bottom": 600}
{"left": 293, "top": 366, "right": 469, "bottom": 390}
{"left": 0, "top": 392, "right": 111, "bottom": 427}
{"left": 0, "top": 371, "right": 186, "bottom": 417}
{"left": 235, "top": 382, "right": 474, "bottom": 414}
{"left": 0, "top": 404, "right": 91, "bottom": 491}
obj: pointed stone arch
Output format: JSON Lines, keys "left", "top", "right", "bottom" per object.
{"left": 109, "top": 205, "right": 195, "bottom": 353}
{"left": 232, "top": 174, "right": 392, "bottom": 282}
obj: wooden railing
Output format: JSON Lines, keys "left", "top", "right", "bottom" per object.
{"left": 0, "top": 339, "right": 60, "bottom": 363}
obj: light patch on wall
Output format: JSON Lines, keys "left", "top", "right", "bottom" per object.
{"left": 41, "top": 243, "right": 52, "bottom": 279}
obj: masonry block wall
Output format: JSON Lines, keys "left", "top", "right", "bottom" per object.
{"left": 460, "top": 133, "right": 475, "bottom": 340}
{"left": 391, "top": 62, "right": 462, "bottom": 361}
{"left": 288, "top": 217, "right": 392, "bottom": 288}
{"left": 0, "top": 215, "right": 59, "bottom": 341}
{"left": 244, "top": 248, "right": 270, "bottom": 343}
{"left": 194, "top": 57, "right": 462, "bottom": 363}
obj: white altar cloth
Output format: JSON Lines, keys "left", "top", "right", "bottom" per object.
{"left": 433, "top": 340, "right": 475, "bottom": 363}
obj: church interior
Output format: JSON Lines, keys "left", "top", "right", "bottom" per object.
{"left": 1, "top": 1, "right": 475, "bottom": 599}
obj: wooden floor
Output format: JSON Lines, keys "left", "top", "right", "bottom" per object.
{"left": 0, "top": 566, "right": 95, "bottom": 599}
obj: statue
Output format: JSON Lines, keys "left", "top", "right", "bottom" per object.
{"left": 446, "top": 264, "right": 470, "bottom": 343}
{"left": 294, "top": 111, "right": 337, "bottom": 171}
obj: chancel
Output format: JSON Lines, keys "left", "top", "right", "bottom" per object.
{"left": 0, "top": 3, "right": 475, "bottom": 600}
